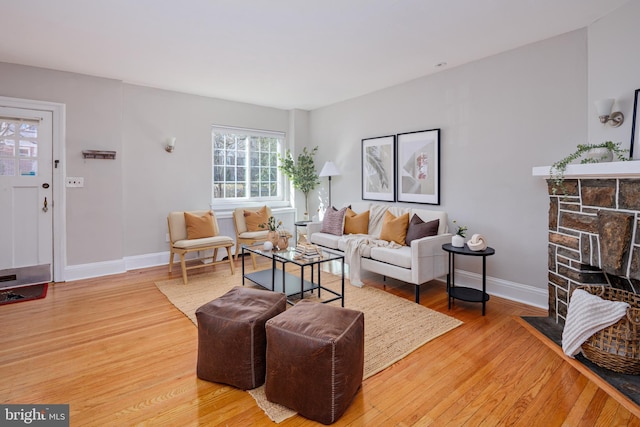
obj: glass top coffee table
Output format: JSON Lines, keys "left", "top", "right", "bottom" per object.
{"left": 241, "top": 244, "right": 345, "bottom": 306}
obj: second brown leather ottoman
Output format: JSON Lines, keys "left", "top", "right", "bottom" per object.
{"left": 265, "top": 300, "right": 364, "bottom": 425}
{"left": 196, "top": 286, "right": 286, "bottom": 390}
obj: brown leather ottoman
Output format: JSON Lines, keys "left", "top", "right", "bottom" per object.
{"left": 196, "top": 286, "right": 286, "bottom": 390}
{"left": 265, "top": 300, "right": 364, "bottom": 425}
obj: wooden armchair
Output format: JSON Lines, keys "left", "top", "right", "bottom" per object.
{"left": 232, "top": 206, "right": 272, "bottom": 269}
{"left": 168, "top": 210, "right": 235, "bottom": 284}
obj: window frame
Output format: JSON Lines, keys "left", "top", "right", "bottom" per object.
{"left": 210, "top": 125, "right": 291, "bottom": 210}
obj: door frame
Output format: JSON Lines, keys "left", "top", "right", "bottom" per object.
{"left": 0, "top": 96, "right": 66, "bottom": 282}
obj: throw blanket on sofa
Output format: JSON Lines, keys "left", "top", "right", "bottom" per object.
{"left": 562, "top": 289, "right": 629, "bottom": 357}
{"left": 340, "top": 235, "right": 402, "bottom": 287}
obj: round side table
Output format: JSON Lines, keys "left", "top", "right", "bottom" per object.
{"left": 442, "top": 243, "right": 495, "bottom": 315}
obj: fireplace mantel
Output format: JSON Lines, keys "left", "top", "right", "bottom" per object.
{"left": 532, "top": 160, "right": 640, "bottom": 179}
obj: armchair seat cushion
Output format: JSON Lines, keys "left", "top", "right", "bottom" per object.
{"left": 173, "top": 235, "right": 234, "bottom": 249}
{"left": 237, "top": 230, "right": 269, "bottom": 240}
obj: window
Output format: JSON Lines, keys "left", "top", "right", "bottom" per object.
{"left": 0, "top": 118, "right": 39, "bottom": 176}
{"left": 212, "top": 126, "right": 285, "bottom": 203}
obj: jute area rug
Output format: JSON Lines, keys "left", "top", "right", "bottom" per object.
{"left": 155, "top": 269, "right": 462, "bottom": 423}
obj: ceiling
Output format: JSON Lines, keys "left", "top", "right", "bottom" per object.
{"left": 0, "top": 0, "right": 628, "bottom": 110}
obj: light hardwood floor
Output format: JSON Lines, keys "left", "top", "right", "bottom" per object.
{"left": 2, "top": 258, "right": 639, "bottom": 426}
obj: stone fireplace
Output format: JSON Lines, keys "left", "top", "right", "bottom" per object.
{"left": 533, "top": 162, "right": 640, "bottom": 326}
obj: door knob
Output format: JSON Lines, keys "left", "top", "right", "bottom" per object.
{"left": 42, "top": 197, "right": 48, "bottom": 213}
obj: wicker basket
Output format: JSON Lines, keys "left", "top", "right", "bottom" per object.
{"left": 578, "top": 286, "right": 640, "bottom": 375}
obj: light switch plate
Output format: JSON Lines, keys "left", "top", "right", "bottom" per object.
{"left": 66, "top": 177, "right": 84, "bottom": 187}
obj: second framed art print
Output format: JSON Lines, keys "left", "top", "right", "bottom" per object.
{"left": 362, "top": 135, "right": 395, "bottom": 202}
{"left": 396, "top": 129, "right": 440, "bottom": 205}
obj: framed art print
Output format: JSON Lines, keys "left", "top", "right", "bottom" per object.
{"left": 631, "top": 88, "right": 640, "bottom": 159}
{"left": 362, "top": 135, "right": 395, "bottom": 202}
{"left": 396, "top": 129, "right": 440, "bottom": 205}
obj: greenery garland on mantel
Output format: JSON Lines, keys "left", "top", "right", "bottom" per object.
{"left": 550, "top": 141, "right": 629, "bottom": 195}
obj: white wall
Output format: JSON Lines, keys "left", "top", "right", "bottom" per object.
{"left": 588, "top": 0, "right": 640, "bottom": 157}
{"left": 0, "top": 63, "right": 291, "bottom": 278}
{"left": 121, "top": 84, "right": 289, "bottom": 257}
{"left": 2, "top": 2, "right": 639, "bottom": 305}
{"left": 307, "top": 30, "right": 589, "bottom": 301}
{"left": 0, "top": 63, "right": 124, "bottom": 266}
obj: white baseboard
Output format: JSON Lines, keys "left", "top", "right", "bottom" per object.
{"left": 64, "top": 259, "right": 127, "bottom": 282}
{"left": 64, "top": 253, "right": 548, "bottom": 309}
{"left": 435, "top": 269, "right": 548, "bottom": 309}
{"left": 64, "top": 251, "right": 223, "bottom": 282}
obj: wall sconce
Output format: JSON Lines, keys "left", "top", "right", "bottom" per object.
{"left": 165, "top": 137, "right": 176, "bottom": 153}
{"left": 595, "top": 98, "right": 624, "bottom": 127}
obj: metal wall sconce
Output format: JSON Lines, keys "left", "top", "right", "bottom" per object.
{"left": 595, "top": 98, "right": 624, "bottom": 127}
{"left": 165, "top": 137, "right": 176, "bottom": 153}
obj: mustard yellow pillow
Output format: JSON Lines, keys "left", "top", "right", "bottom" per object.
{"left": 244, "top": 206, "right": 268, "bottom": 231}
{"left": 344, "top": 209, "right": 370, "bottom": 234}
{"left": 379, "top": 211, "right": 410, "bottom": 245}
{"left": 184, "top": 212, "right": 216, "bottom": 239}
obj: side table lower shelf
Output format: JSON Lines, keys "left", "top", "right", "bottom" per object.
{"left": 448, "top": 285, "right": 490, "bottom": 305}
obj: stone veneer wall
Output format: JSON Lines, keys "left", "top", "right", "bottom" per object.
{"left": 548, "top": 178, "right": 640, "bottom": 325}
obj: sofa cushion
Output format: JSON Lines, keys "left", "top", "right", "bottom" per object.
{"left": 405, "top": 215, "right": 439, "bottom": 245}
{"left": 185, "top": 211, "right": 217, "bottom": 239}
{"left": 379, "top": 211, "right": 410, "bottom": 245}
{"left": 370, "top": 246, "right": 412, "bottom": 269}
{"left": 344, "top": 208, "right": 369, "bottom": 235}
{"left": 321, "top": 206, "right": 347, "bottom": 236}
{"left": 411, "top": 209, "right": 448, "bottom": 235}
{"left": 244, "top": 206, "right": 269, "bottom": 231}
{"left": 310, "top": 232, "right": 342, "bottom": 250}
{"left": 337, "top": 236, "right": 372, "bottom": 258}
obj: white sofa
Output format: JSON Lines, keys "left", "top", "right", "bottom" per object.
{"left": 306, "top": 202, "right": 452, "bottom": 303}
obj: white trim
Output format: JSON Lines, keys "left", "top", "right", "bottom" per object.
{"left": 65, "top": 250, "right": 547, "bottom": 309}
{"left": 64, "top": 259, "right": 126, "bottom": 282}
{"left": 532, "top": 161, "right": 640, "bottom": 178}
{"left": 435, "top": 269, "right": 548, "bottom": 309}
{"left": 0, "top": 96, "right": 66, "bottom": 283}
{"left": 124, "top": 252, "right": 170, "bottom": 271}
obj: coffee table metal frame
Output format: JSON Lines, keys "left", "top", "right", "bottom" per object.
{"left": 241, "top": 244, "right": 345, "bottom": 306}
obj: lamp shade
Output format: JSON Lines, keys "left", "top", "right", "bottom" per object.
{"left": 319, "top": 161, "right": 341, "bottom": 177}
{"left": 595, "top": 98, "right": 614, "bottom": 116}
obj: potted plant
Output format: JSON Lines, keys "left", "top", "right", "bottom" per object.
{"left": 452, "top": 220, "right": 467, "bottom": 247}
{"left": 550, "top": 141, "right": 629, "bottom": 195}
{"left": 278, "top": 146, "right": 320, "bottom": 219}
{"left": 259, "top": 216, "right": 287, "bottom": 248}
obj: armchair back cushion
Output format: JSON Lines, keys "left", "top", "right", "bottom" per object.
{"left": 244, "top": 206, "right": 269, "bottom": 231}
{"left": 233, "top": 206, "right": 273, "bottom": 234}
{"left": 168, "top": 210, "right": 220, "bottom": 242}
{"left": 185, "top": 211, "right": 218, "bottom": 239}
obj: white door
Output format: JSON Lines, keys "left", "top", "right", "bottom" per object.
{"left": 0, "top": 107, "right": 53, "bottom": 278}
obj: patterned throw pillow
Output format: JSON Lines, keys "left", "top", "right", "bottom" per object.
{"left": 244, "top": 206, "right": 268, "bottom": 231}
{"left": 321, "top": 206, "right": 348, "bottom": 236}
{"left": 184, "top": 211, "right": 216, "bottom": 239}
{"left": 405, "top": 215, "right": 439, "bottom": 245}
{"left": 344, "top": 208, "right": 370, "bottom": 234}
{"left": 379, "top": 211, "right": 410, "bottom": 245}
